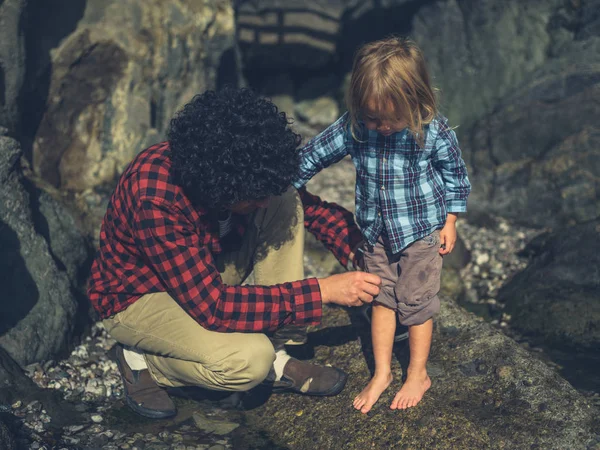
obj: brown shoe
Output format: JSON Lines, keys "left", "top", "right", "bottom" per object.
{"left": 272, "top": 358, "right": 348, "bottom": 396}
{"left": 114, "top": 345, "right": 177, "bottom": 419}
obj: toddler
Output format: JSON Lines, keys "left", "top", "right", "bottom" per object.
{"left": 293, "top": 36, "right": 471, "bottom": 413}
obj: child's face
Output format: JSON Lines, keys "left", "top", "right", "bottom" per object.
{"left": 361, "top": 100, "right": 407, "bottom": 136}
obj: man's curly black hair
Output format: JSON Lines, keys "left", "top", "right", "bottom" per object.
{"left": 168, "top": 87, "right": 301, "bottom": 209}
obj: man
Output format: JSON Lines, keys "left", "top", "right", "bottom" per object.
{"left": 88, "top": 87, "right": 381, "bottom": 419}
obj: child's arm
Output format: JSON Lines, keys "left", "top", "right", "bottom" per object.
{"left": 432, "top": 119, "right": 471, "bottom": 254}
{"left": 431, "top": 122, "right": 471, "bottom": 213}
{"left": 293, "top": 113, "right": 351, "bottom": 190}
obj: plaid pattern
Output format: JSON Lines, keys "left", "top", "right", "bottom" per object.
{"left": 294, "top": 112, "right": 471, "bottom": 253}
{"left": 89, "top": 142, "right": 359, "bottom": 333}
{"left": 298, "top": 187, "right": 363, "bottom": 267}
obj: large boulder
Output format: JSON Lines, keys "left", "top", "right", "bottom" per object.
{"left": 0, "top": 0, "right": 27, "bottom": 133}
{"left": 0, "top": 420, "right": 15, "bottom": 450}
{"left": 412, "top": 0, "right": 567, "bottom": 129}
{"left": 245, "top": 296, "right": 599, "bottom": 449}
{"left": 0, "top": 346, "right": 83, "bottom": 437}
{"left": 31, "top": 0, "right": 235, "bottom": 193}
{"left": 0, "top": 132, "right": 89, "bottom": 366}
{"left": 462, "top": 36, "right": 600, "bottom": 227}
{"left": 498, "top": 219, "right": 600, "bottom": 350}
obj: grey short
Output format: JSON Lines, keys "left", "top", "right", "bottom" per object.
{"left": 361, "top": 230, "right": 443, "bottom": 326}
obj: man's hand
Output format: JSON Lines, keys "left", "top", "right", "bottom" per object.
{"left": 318, "top": 272, "right": 381, "bottom": 307}
{"left": 439, "top": 213, "right": 458, "bottom": 255}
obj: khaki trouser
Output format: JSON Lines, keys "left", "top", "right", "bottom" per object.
{"left": 103, "top": 188, "right": 305, "bottom": 392}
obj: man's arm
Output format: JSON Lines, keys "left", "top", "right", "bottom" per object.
{"left": 298, "top": 187, "right": 363, "bottom": 269}
{"left": 133, "top": 197, "right": 323, "bottom": 333}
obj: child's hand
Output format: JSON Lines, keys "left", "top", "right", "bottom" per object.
{"left": 439, "top": 223, "right": 457, "bottom": 255}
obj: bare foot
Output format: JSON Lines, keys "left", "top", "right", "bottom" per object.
{"left": 390, "top": 371, "right": 431, "bottom": 410}
{"left": 353, "top": 372, "right": 393, "bottom": 414}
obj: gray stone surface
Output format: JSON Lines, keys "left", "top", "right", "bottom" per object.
{"left": 245, "top": 294, "right": 599, "bottom": 449}
{"left": 31, "top": 0, "right": 235, "bottom": 192}
{"left": 0, "top": 134, "right": 83, "bottom": 366}
{"left": 35, "top": 190, "right": 91, "bottom": 295}
{"left": 0, "top": 0, "right": 26, "bottom": 133}
{"left": 0, "top": 346, "right": 38, "bottom": 405}
{"left": 412, "top": 0, "right": 565, "bottom": 129}
{"left": 499, "top": 219, "right": 600, "bottom": 350}
{"left": 0, "top": 419, "right": 15, "bottom": 450}
{"left": 295, "top": 96, "right": 339, "bottom": 128}
{"left": 462, "top": 37, "right": 600, "bottom": 228}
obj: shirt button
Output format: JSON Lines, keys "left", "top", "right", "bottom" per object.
{"left": 383, "top": 158, "right": 387, "bottom": 163}
{"left": 378, "top": 212, "right": 382, "bottom": 216}
{"left": 380, "top": 185, "right": 385, "bottom": 190}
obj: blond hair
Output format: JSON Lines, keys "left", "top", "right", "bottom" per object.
{"left": 345, "top": 36, "right": 437, "bottom": 147}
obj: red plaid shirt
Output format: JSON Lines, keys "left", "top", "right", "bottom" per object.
{"left": 88, "top": 142, "right": 362, "bottom": 333}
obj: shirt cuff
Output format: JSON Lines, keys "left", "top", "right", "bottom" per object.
{"left": 446, "top": 199, "right": 467, "bottom": 213}
{"left": 290, "top": 277, "right": 322, "bottom": 326}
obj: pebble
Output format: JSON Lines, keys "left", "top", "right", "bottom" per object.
{"left": 475, "top": 252, "right": 490, "bottom": 265}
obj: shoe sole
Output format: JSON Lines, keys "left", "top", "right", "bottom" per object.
{"left": 113, "top": 346, "right": 177, "bottom": 420}
{"left": 271, "top": 368, "right": 348, "bottom": 397}
{"left": 124, "top": 393, "right": 177, "bottom": 420}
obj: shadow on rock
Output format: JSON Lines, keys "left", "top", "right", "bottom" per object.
{"left": 0, "top": 219, "right": 38, "bottom": 335}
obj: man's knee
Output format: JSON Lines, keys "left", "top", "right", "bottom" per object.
{"left": 214, "top": 335, "right": 275, "bottom": 390}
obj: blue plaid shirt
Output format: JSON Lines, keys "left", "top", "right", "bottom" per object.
{"left": 293, "top": 112, "right": 471, "bottom": 253}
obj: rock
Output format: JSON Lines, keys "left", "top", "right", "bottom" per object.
{"left": 475, "top": 252, "right": 490, "bottom": 266}
{"left": 498, "top": 219, "right": 600, "bottom": 349}
{"left": 444, "top": 234, "right": 471, "bottom": 272}
{"left": 296, "top": 74, "right": 338, "bottom": 101}
{"left": 0, "top": 347, "right": 39, "bottom": 406}
{"left": 463, "top": 69, "right": 600, "bottom": 227}
{"left": 33, "top": 191, "right": 91, "bottom": 291}
{"left": 0, "top": 135, "right": 85, "bottom": 365}
{"left": 295, "top": 96, "right": 339, "bottom": 128}
{"left": 0, "top": 345, "right": 83, "bottom": 434}
{"left": 0, "top": 419, "right": 16, "bottom": 450}
{"left": 416, "top": 2, "right": 600, "bottom": 228}
{"left": 192, "top": 411, "right": 240, "bottom": 436}
{"left": 254, "top": 73, "right": 295, "bottom": 98}
{"left": 0, "top": 0, "right": 27, "bottom": 134}
{"left": 244, "top": 295, "right": 599, "bottom": 449}
{"left": 208, "top": 445, "right": 227, "bottom": 450}
{"left": 32, "top": 0, "right": 235, "bottom": 193}
{"left": 411, "top": 0, "right": 569, "bottom": 129}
